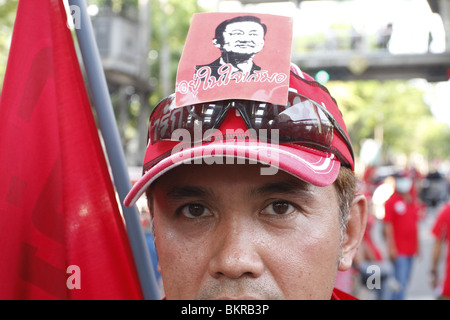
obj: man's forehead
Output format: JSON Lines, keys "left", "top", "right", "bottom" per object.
{"left": 224, "top": 21, "right": 264, "bottom": 32}
{"left": 153, "top": 164, "right": 313, "bottom": 197}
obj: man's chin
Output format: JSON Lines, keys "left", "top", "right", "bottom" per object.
{"left": 222, "top": 51, "right": 254, "bottom": 63}
{"left": 193, "top": 282, "right": 284, "bottom": 300}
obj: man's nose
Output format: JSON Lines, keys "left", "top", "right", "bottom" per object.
{"left": 207, "top": 217, "right": 265, "bottom": 280}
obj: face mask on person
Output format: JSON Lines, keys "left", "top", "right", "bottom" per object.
{"left": 396, "top": 177, "right": 412, "bottom": 194}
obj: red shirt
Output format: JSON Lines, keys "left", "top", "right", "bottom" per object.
{"left": 432, "top": 203, "right": 450, "bottom": 298}
{"left": 384, "top": 192, "right": 419, "bottom": 256}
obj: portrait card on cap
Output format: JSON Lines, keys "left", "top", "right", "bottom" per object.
{"left": 175, "top": 12, "right": 293, "bottom": 108}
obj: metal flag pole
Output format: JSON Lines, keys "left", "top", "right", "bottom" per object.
{"left": 67, "top": 0, "right": 159, "bottom": 300}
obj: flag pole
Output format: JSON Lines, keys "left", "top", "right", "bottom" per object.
{"left": 67, "top": 0, "right": 159, "bottom": 300}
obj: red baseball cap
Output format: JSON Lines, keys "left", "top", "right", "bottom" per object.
{"left": 124, "top": 64, "right": 354, "bottom": 207}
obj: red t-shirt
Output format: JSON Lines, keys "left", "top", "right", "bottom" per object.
{"left": 432, "top": 203, "right": 450, "bottom": 298}
{"left": 384, "top": 192, "right": 419, "bottom": 256}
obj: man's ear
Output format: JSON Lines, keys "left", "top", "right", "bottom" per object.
{"left": 212, "top": 38, "right": 221, "bottom": 49}
{"left": 339, "top": 194, "right": 368, "bottom": 271}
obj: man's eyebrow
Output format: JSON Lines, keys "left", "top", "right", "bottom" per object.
{"left": 251, "top": 180, "right": 311, "bottom": 197}
{"left": 166, "top": 185, "right": 213, "bottom": 200}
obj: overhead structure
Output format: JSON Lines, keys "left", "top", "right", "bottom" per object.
{"left": 232, "top": 0, "right": 450, "bottom": 82}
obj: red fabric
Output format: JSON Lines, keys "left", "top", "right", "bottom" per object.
{"left": 384, "top": 192, "right": 419, "bottom": 256}
{"left": 331, "top": 288, "right": 358, "bottom": 300}
{"left": 0, "top": 0, "right": 143, "bottom": 299}
{"left": 432, "top": 203, "right": 450, "bottom": 298}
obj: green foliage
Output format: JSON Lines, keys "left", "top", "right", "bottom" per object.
{"left": 327, "top": 80, "right": 450, "bottom": 162}
{"left": 149, "top": 0, "right": 205, "bottom": 101}
{"left": 417, "top": 119, "right": 450, "bottom": 160}
{"left": 88, "top": 0, "right": 204, "bottom": 104}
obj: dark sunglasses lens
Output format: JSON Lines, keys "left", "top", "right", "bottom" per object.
{"left": 149, "top": 97, "right": 225, "bottom": 144}
{"left": 248, "top": 97, "right": 333, "bottom": 149}
{"left": 150, "top": 93, "right": 333, "bottom": 152}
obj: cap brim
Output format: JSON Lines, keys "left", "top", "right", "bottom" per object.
{"left": 124, "top": 142, "right": 340, "bottom": 207}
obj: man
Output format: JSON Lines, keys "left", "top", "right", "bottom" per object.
{"left": 431, "top": 201, "right": 450, "bottom": 299}
{"left": 196, "top": 15, "right": 266, "bottom": 78}
{"left": 124, "top": 62, "right": 367, "bottom": 299}
{"left": 383, "top": 174, "right": 420, "bottom": 300}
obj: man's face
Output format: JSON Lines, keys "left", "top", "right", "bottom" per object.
{"left": 151, "top": 163, "right": 345, "bottom": 299}
{"left": 219, "top": 21, "right": 265, "bottom": 56}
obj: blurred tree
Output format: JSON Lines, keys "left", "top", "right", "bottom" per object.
{"left": 148, "top": 0, "right": 204, "bottom": 105}
{"left": 417, "top": 119, "right": 450, "bottom": 160}
{"left": 328, "top": 80, "right": 450, "bottom": 164}
{"left": 88, "top": 0, "right": 204, "bottom": 105}
{"left": 85, "top": 0, "right": 204, "bottom": 164}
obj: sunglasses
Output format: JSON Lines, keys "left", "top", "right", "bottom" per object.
{"left": 148, "top": 90, "right": 354, "bottom": 167}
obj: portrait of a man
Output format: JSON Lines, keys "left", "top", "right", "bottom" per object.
{"left": 196, "top": 15, "right": 267, "bottom": 78}
{"left": 176, "top": 12, "right": 292, "bottom": 109}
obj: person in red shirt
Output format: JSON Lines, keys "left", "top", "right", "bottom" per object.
{"left": 383, "top": 175, "right": 420, "bottom": 300}
{"left": 431, "top": 202, "right": 450, "bottom": 299}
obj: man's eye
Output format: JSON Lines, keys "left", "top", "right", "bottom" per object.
{"left": 179, "top": 203, "right": 212, "bottom": 218}
{"left": 261, "top": 201, "right": 297, "bottom": 216}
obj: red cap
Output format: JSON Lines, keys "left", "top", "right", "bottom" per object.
{"left": 124, "top": 64, "right": 354, "bottom": 207}
{"left": 288, "top": 64, "right": 354, "bottom": 170}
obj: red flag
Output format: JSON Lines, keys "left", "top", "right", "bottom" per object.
{"left": 0, "top": 0, "right": 143, "bottom": 299}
